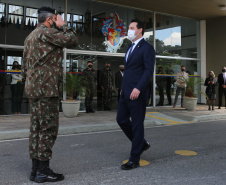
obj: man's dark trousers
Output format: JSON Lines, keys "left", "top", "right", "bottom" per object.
{"left": 218, "top": 87, "right": 226, "bottom": 107}
{"left": 117, "top": 95, "right": 147, "bottom": 163}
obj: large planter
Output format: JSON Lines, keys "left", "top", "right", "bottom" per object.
{"left": 61, "top": 100, "right": 81, "bottom": 118}
{"left": 184, "top": 97, "right": 198, "bottom": 110}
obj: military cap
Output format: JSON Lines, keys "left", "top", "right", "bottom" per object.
{"left": 87, "top": 60, "right": 93, "bottom": 64}
{"left": 119, "top": 65, "right": 124, "bottom": 68}
{"left": 38, "top": 7, "right": 57, "bottom": 14}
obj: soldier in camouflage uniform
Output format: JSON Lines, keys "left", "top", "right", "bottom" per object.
{"left": 99, "top": 62, "right": 114, "bottom": 110}
{"left": 83, "top": 61, "right": 96, "bottom": 113}
{"left": 21, "top": 7, "right": 78, "bottom": 183}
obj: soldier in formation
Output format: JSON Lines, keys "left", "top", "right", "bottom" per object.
{"left": 99, "top": 61, "right": 114, "bottom": 110}
{"left": 83, "top": 60, "right": 96, "bottom": 113}
{"left": 21, "top": 7, "right": 78, "bottom": 183}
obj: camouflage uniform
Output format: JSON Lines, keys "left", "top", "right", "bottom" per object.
{"left": 83, "top": 67, "right": 96, "bottom": 111}
{"left": 21, "top": 23, "right": 77, "bottom": 161}
{"left": 99, "top": 68, "right": 114, "bottom": 109}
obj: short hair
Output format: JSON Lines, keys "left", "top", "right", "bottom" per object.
{"left": 38, "top": 7, "right": 56, "bottom": 23}
{"left": 87, "top": 61, "right": 93, "bottom": 64}
{"left": 158, "top": 66, "right": 163, "bottom": 69}
{"left": 181, "top": 65, "right": 185, "bottom": 68}
{"left": 130, "top": 18, "right": 144, "bottom": 35}
{"left": 106, "top": 61, "right": 111, "bottom": 64}
{"left": 12, "top": 61, "right": 19, "bottom": 70}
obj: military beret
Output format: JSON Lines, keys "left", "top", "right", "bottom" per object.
{"left": 38, "top": 7, "right": 56, "bottom": 14}
{"left": 87, "top": 61, "right": 93, "bottom": 64}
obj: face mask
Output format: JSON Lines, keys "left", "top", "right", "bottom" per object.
{"left": 209, "top": 75, "right": 213, "bottom": 78}
{"left": 222, "top": 69, "right": 226, "bottom": 72}
{"left": 127, "top": 30, "right": 139, "bottom": 41}
{"left": 50, "top": 19, "right": 57, "bottom": 29}
{"left": 120, "top": 69, "right": 124, "bottom": 72}
{"left": 181, "top": 69, "right": 185, "bottom": 71}
{"left": 88, "top": 65, "right": 92, "bottom": 68}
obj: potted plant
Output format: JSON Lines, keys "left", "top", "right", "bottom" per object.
{"left": 183, "top": 76, "right": 203, "bottom": 110}
{"left": 61, "top": 73, "right": 87, "bottom": 117}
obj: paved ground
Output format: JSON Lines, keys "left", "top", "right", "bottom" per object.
{"left": 1, "top": 120, "right": 226, "bottom": 185}
{"left": 1, "top": 105, "right": 226, "bottom": 140}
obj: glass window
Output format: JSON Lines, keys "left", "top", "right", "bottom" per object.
{"left": 155, "top": 13, "right": 199, "bottom": 58}
{"left": 9, "top": 5, "right": 23, "bottom": 15}
{"left": 0, "top": 3, "right": 5, "bottom": 19}
{"left": 26, "top": 7, "right": 38, "bottom": 26}
{"left": 8, "top": 5, "right": 23, "bottom": 24}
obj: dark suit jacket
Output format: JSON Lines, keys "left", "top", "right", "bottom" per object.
{"left": 121, "top": 38, "right": 155, "bottom": 100}
{"left": 217, "top": 73, "right": 226, "bottom": 89}
{"left": 115, "top": 71, "right": 123, "bottom": 90}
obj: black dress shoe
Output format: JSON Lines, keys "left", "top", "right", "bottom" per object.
{"left": 141, "top": 141, "right": 150, "bottom": 155}
{"left": 121, "top": 161, "right": 140, "bottom": 170}
{"left": 86, "top": 109, "right": 90, "bottom": 113}
{"left": 219, "top": 106, "right": 221, "bottom": 109}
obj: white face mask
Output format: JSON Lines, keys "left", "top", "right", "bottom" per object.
{"left": 127, "top": 30, "right": 138, "bottom": 41}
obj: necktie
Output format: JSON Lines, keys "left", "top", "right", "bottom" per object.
{"left": 127, "top": 43, "right": 135, "bottom": 61}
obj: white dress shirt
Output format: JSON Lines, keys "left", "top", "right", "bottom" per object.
{"left": 126, "top": 37, "right": 144, "bottom": 61}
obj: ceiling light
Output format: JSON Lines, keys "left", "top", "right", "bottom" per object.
{"left": 219, "top": 5, "right": 226, "bottom": 10}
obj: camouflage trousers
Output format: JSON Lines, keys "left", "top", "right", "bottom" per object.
{"left": 85, "top": 89, "right": 94, "bottom": 110}
{"left": 29, "top": 97, "right": 59, "bottom": 161}
{"left": 103, "top": 88, "right": 112, "bottom": 106}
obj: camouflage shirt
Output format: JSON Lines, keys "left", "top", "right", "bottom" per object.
{"left": 99, "top": 68, "right": 114, "bottom": 88}
{"left": 83, "top": 68, "right": 96, "bottom": 90}
{"left": 21, "top": 24, "right": 78, "bottom": 98}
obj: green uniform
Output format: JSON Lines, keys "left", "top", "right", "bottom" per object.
{"left": 21, "top": 23, "right": 78, "bottom": 161}
{"left": 99, "top": 68, "right": 114, "bottom": 108}
{"left": 83, "top": 67, "right": 96, "bottom": 111}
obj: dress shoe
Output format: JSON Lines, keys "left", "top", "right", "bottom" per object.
{"left": 218, "top": 106, "right": 221, "bottom": 109}
{"left": 35, "top": 167, "right": 64, "bottom": 183}
{"left": 141, "top": 141, "right": 150, "bottom": 155}
{"left": 212, "top": 107, "right": 215, "bottom": 110}
{"left": 121, "top": 161, "right": 140, "bottom": 170}
{"left": 86, "top": 109, "right": 90, "bottom": 113}
{"left": 181, "top": 105, "right": 184, "bottom": 108}
{"left": 156, "top": 103, "right": 163, "bottom": 106}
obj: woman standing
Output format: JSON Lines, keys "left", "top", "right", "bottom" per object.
{"left": 204, "top": 71, "right": 218, "bottom": 110}
{"left": 11, "top": 61, "right": 23, "bottom": 114}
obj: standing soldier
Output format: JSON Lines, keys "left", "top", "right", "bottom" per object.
{"left": 21, "top": 7, "right": 78, "bottom": 183}
{"left": 115, "top": 65, "right": 124, "bottom": 102}
{"left": 83, "top": 60, "right": 96, "bottom": 113}
{"left": 99, "top": 61, "right": 114, "bottom": 110}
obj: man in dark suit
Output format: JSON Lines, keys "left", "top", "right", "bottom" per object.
{"left": 115, "top": 65, "right": 124, "bottom": 101}
{"left": 217, "top": 66, "right": 226, "bottom": 109}
{"left": 116, "top": 18, "right": 155, "bottom": 170}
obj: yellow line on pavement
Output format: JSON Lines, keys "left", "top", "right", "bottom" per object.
{"left": 146, "top": 112, "right": 159, "bottom": 113}
{"left": 146, "top": 114, "right": 178, "bottom": 123}
{"left": 165, "top": 121, "right": 195, "bottom": 125}
{"left": 145, "top": 112, "right": 195, "bottom": 125}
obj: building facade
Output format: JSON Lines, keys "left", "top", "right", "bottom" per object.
{"left": 0, "top": 0, "right": 207, "bottom": 114}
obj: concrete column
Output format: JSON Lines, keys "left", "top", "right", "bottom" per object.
{"left": 200, "top": 20, "right": 206, "bottom": 103}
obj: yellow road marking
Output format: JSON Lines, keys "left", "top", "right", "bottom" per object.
{"left": 146, "top": 114, "right": 177, "bottom": 123}
{"left": 166, "top": 121, "right": 195, "bottom": 125}
{"left": 145, "top": 112, "right": 195, "bottom": 125}
{"left": 175, "top": 150, "right": 197, "bottom": 156}
{"left": 123, "top": 159, "right": 150, "bottom": 166}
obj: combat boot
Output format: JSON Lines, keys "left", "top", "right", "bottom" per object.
{"left": 34, "top": 160, "right": 64, "bottom": 183}
{"left": 30, "top": 158, "right": 38, "bottom": 181}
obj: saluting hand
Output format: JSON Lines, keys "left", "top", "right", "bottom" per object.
{"left": 55, "top": 15, "right": 66, "bottom": 28}
{"left": 130, "top": 88, "right": 140, "bottom": 100}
